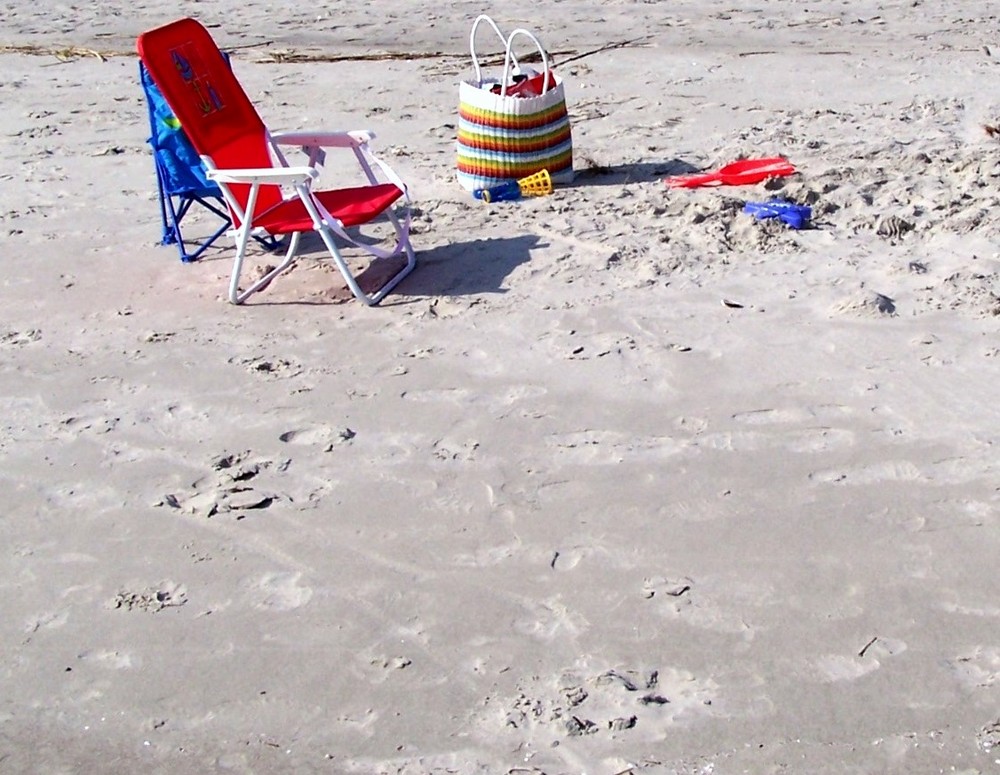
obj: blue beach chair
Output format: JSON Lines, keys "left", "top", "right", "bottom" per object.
{"left": 140, "top": 60, "right": 231, "bottom": 262}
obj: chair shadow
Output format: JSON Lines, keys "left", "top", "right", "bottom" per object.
{"left": 235, "top": 233, "right": 540, "bottom": 307}
{"left": 388, "top": 234, "right": 542, "bottom": 302}
{"left": 274, "top": 229, "right": 540, "bottom": 297}
{"left": 566, "top": 158, "right": 700, "bottom": 187}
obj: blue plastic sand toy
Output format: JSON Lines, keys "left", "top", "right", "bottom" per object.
{"left": 743, "top": 199, "right": 812, "bottom": 229}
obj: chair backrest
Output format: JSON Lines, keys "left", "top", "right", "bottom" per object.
{"left": 139, "top": 60, "right": 219, "bottom": 198}
{"left": 137, "top": 18, "right": 282, "bottom": 216}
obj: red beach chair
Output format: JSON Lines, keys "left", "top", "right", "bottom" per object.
{"left": 137, "top": 18, "right": 416, "bottom": 306}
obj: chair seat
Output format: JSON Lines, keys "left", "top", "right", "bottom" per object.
{"left": 253, "top": 183, "right": 404, "bottom": 235}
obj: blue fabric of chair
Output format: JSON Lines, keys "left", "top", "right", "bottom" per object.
{"left": 140, "top": 60, "right": 230, "bottom": 262}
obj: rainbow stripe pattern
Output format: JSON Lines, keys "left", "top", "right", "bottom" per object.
{"left": 457, "top": 78, "right": 574, "bottom": 191}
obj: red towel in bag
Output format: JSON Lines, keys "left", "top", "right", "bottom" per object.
{"left": 490, "top": 71, "right": 558, "bottom": 97}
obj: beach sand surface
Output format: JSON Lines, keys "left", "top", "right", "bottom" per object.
{"left": 1, "top": 2, "right": 999, "bottom": 773}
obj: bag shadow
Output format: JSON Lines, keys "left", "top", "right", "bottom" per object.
{"left": 566, "top": 158, "right": 701, "bottom": 187}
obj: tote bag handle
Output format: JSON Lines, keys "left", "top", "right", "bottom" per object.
{"left": 500, "top": 28, "right": 551, "bottom": 97}
{"left": 470, "top": 14, "right": 520, "bottom": 85}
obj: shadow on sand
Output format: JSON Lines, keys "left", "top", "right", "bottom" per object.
{"left": 567, "top": 158, "right": 700, "bottom": 187}
{"left": 390, "top": 233, "right": 542, "bottom": 302}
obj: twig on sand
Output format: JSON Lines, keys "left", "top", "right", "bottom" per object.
{"left": 553, "top": 36, "right": 653, "bottom": 67}
{"left": 858, "top": 636, "right": 878, "bottom": 657}
{"left": 251, "top": 45, "right": 588, "bottom": 66}
{"left": 254, "top": 49, "right": 454, "bottom": 64}
{"left": 738, "top": 49, "right": 851, "bottom": 57}
{"left": 220, "top": 40, "right": 273, "bottom": 53}
{"left": 0, "top": 35, "right": 649, "bottom": 70}
{"left": 0, "top": 43, "right": 111, "bottom": 61}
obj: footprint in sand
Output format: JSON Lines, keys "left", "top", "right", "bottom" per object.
{"left": 830, "top": 291, "right": 898, "bottom": 318}
{"left": 545, "top": 430, "right": 684, "bottom": 465}
{"left": 77, "top": 649, "right": 138, "bottom": 670}
{"left": 432, "top": 437, "right": 480, "bottom": 462}
{"left": 784, "top": 427, "right": 856, "bottom": 453}
{"left": 656, "top": 487, "right": 742, "bottom": 523}
{"left": 475, "top": 665, "right": 716, "bottom": 740}
{"left": 1, "top": 329, "right": 42, "bottom": 346}
{"left": 279, "top": 427, "right": 335, "bottom": 445}
{"left": 247, "top": 572, "right": 313, "bottom": 611}
{"left": 812, "top": 636, "right": 907, "bottom": 682}
{"left": 548, "top": 545, "right": 597, "bottom": 571}
{"left": 24, "top": 609, "right": 69, "bottom": 634}
{"left": 364, "top": 654, "right": 413, "bottom": 684}
{"left": 813, "top": 654, "right": 881, "bottom": 682}
{"left": 938, "top": 600, "right": 1000, "bottom": 618}
{"left": 732, "top": 404, "right": 853, "bottom": 426}
{"left": 732, "top": 407, "right": 807, "bottom": 425}
{"left": 54, "top": 411, "right": 119, "bottom": 438}
{"left": 947, "top": 646, "right": 1000, "bottom": 689}
{"left": 498, "top": 384, "right": 547, "bottom": 406}
{"left": 109, "top": 581, "right": 187, "bottom": 613}
{"left": 279, "top": 426, "right": 356, "bottom": 449}
{"left": 158, "top": 451, "right": 283, "bottom": 517}
{"left": 453, "top": 541, "right": 519, "bottom": 567}
{"left": 697, "top": 426, "right": 854, "bottom": 454}
{"left": 229, "top": 355, "right": 303, "bottom": 379}
{"left": 511, "top": 596, "right": 587, "bottom": 641}
{"left": 645, "top": 577, "right": 762, "bottom": 639}
{"left": 402, "top": 386, "right": 472, "bottom": 405}
{"left": 809, "top": 459, "right": 923, "bottom": 485}
{"left": 977, "top": 719, "right": 1000, "bottom": 753}
{"left": 696, "top": 430, "right": 768, "bottom": 452}
{"left": 923, "top": 455, "right": 998, "bottom": 485}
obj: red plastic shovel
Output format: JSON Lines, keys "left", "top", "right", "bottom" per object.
{"left": 664, "top": 157, "right": 796, "bottom": 188}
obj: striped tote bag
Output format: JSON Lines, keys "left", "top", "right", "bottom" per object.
{"left": 457, "top": 18, "right": 574, "bottom": 192}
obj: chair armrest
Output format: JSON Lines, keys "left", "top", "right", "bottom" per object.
{"left": 207, "top": 166, "right": 320, "bottom": 185}
{"left": 270, "top": 130, "right": 376, "bottom": 149}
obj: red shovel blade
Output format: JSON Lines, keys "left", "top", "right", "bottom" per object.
{"left": 665, "top": 157, "right": 796, "bottom": 188}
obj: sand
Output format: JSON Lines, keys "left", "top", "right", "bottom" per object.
{"left": 2, "top": 1, "right": 1000, "bottom": 773}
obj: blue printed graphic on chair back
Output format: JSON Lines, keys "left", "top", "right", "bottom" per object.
{"left": 140, "top": 61, "right": 219, "bottom": 198}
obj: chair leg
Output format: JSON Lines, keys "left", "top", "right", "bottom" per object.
{"left": 160, "top": 192, "right": 233, "bottom": 262}
{"left": 371, "top": 210, "right": 418, "bottom": 304}
{"left": 180, "top": 216, "right": 230, "bottom": 263}
{"left": 176, "top": 195, "right": 232, "bottom": 262}
{"left": 154, "top": 170, "right": 174, "bottom": 246}
{"left": 253, "top": 232, "right": 283, "bottom": 252}
{"left": 227, "top": 206, "right": 415, "bottom": 306}
{"left": 317, "top": 227, "right": 371, "bottom": 304}
{"left": 162, "top": 193, "right": 186, "bottom": 247}
{"left": 229, "top": 231, "right": 301, "bottom": 304}
{"left": 317, "top": 212, "right": 417, "bottom": 306}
